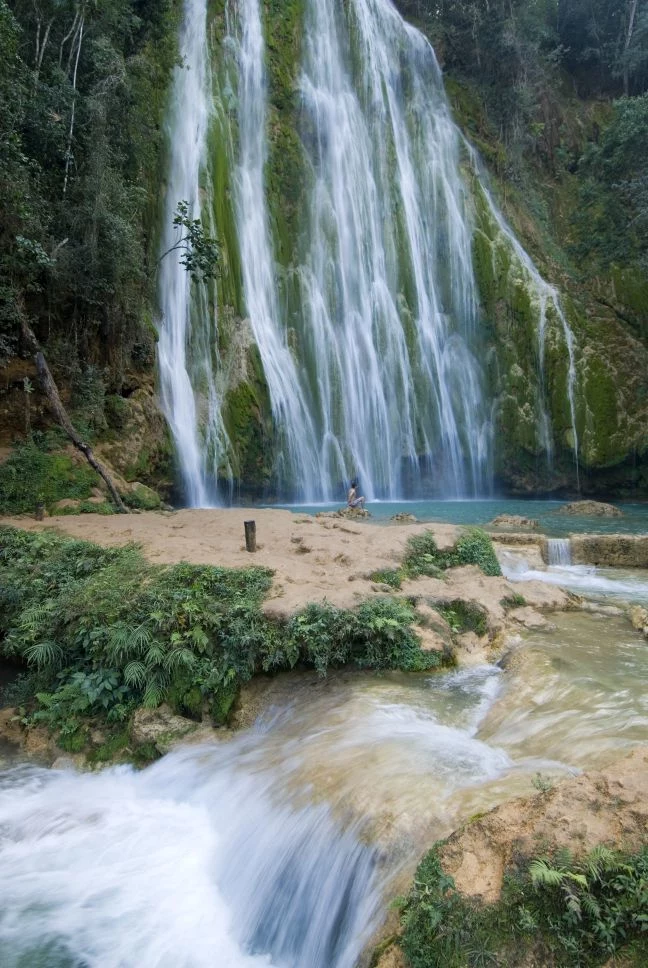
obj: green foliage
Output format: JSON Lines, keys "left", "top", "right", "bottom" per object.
{"left": 0, "top": 0, "right": 181, "bottom": 381}
{"left": 575, "top": 94, "right": 648, "bottom": 271}
{"left": 500, "top": 593, "right": 526, "bottom": 611}
{"left": 403, "top": 529, "right": 502, "bottom": 579}
{"left": 161, "top": 200, "right": 220, "bottom": 281}
{"left": 450, "top": 530, "right": 502, "bottom": 577}
{"left": 438, "top": 600, "right": 488, "bottom": 637}
{"left": 401, "top": 843, "right": 648, "bottom": 967}
{"left": 370, "top": 568, "right": 406, "bottom": 589}
{"left": 0, "top": 527, "right": 437, "bottom": 746}
{"left": 283, "top": 598, "right": 441, "bottom": 676}
{"left": 0, "top": 438, "right": 98, "bottom": 513}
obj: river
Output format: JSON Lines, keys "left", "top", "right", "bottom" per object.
{"left": 1, "top": 554, "right": 647, "bottom": 967}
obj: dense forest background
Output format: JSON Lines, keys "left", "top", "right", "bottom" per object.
{"left": 1, "top": 0, "right": 647, "bottom": 502}
{"left": 398, "top": 0, "right": 648, "bottom": 284}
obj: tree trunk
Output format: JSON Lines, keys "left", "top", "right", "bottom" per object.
{"left": 623, "top": 0, "right": 639, "bottom": 95}
{"left": 21, "top": 321, "right": 128, "bottom": 513}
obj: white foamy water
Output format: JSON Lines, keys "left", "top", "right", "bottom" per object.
{"left": 501, "top": 550, "right": 648, "bottom": 603}
{"left": 0, "top": 667, "right": 514, "bottom": 968}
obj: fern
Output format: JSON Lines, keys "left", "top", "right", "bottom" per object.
{"left": 23, "top": 640, "right": 63, "bottom": 669}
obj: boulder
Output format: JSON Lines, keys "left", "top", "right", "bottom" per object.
{"left": 557, "top": 500, "right": 623, "bottom": 517}
{"left": 570, "top": 534, "right": 648, "bottom": 568}
{"left": 415, "top": 603, "right": 453, "bottom": 645}
{"left": 390, "top": 513, "right": 417, "bottom": 523}
{"left": 127, "top": 481, "right": 161, "bottom": 510}
{"left": 417, "top": 627, "right": 448, "bottom": 654}
{"left": 490, "top": 514, "right": 538, "bottom": 529}
{"left": 131, "top": 704, "right": 198, "bottom": 753}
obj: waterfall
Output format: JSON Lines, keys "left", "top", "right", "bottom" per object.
{"left": 291, "top": 0, "right": 491, "bottom": 499}
{"left": 227, "top": 0, "right": 321, "bottom": 500}
{"left": 223, "top": 0, "right": 491, "bottom": 501}
{"left": 157, "top": 0, "right": 230, "bottom": 507}
{"left": 159, "top": 0, "right": 580, "bottom": 503}
{"left": 0, "top": 750, "right": 380, "bottom": 968}
{"left": 547, "top": 537, "right": 572, "bottom": 566}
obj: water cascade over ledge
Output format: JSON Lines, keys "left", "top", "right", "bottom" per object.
{"left": 157, "top": 0, "right": 581, "bottom": 504}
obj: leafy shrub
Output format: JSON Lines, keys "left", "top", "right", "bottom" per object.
{"left": 402, "top": 529, "right": 501, "bottom": 579}
{"left": 0, "top": 440, "right": 98, "bottom": 514}
{"left": 401, "top": 844, "right": 648, "bottom": 968}
{"left": 500, "top": 593, "right": 526, "bottom": 611}
{"left": 283, "top": 599, "right": 440, "bottom": 676}
{"left": 403, "top": 532, "right": 445, "bottom": 578}
{"left": 449, "top": 529, "right": 502, "bottom": 577}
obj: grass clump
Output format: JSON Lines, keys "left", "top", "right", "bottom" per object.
{"left": 0, "top": 526, "right": 440, "bottom": 747}
{"left": 500, "top": 593, "right": 526, "bottom": 611}
{"left": 369, "top": 568, "right": 406, "bottom": 589}
{"left": 403, "top": 529, "right": 502, "bottom": 580}
{"left": 0, "top": 438, "right": 98, "bottom": 514}
{"left": 401, "top": 844, "right": 648, "bottom": 968}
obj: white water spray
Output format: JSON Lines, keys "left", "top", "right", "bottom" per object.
{"left": 226, "top": 0, "right": 320, "bottom": 499}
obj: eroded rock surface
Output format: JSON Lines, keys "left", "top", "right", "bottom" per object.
{"left": 557, "top": 500, "right": 623, "bottom": 517}
{"left": 438, "top": 746, "right": 648, "bottom": 903}
{"left": 490, "top": 514, "right": 538, "bottom": 529}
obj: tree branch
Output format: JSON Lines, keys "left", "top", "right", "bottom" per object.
{"left": 21, "top": 320, "right": 129, "bottom": 513}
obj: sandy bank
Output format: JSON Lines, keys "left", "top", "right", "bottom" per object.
{"left": 1, "top": 509, "right": 573, "bottom": 627}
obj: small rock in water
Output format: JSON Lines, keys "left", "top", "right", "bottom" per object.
{"left": 390, "top": 512, "right": 418, "bottom": 523}
{"left": 630, "top": 606, "right": 648, "bottom": 638}
{"left": 316, "top": 507, "right": 372, "bottom": 520}
{"left": 490, "top": 514, "right": 538, "bottom": 529}
{"left": 557, "top": 500, "right": 623, "bottom": 517}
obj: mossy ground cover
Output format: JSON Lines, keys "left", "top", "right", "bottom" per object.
{"left": 400, "top": 843, "right": 648, "bottom": 968}
{"left": 0, "top": 526, "right": 444, "bottom": 755}
{"left": 0, "top": 437, "right": 99, "bottom": 515}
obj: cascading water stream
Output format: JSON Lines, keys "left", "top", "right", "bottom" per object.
{"left": 547, "top": 537, "right": 572, "bottom": 566}
{"left": 3, "top": 643, "right": 648, "bottom": 966}
{"left": 293, "top": 0, "right": 493, "bottom": 498}
{"left": 157, "top": 0, "right": 230, "bottom": 507}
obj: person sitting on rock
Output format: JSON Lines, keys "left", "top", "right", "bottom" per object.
{"left": 347, "top": 478, "right": 365, "bottom": 509}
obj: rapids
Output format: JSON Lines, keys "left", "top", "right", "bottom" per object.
{"left": 2, "top": 606, "right": 647, "bottom": 968}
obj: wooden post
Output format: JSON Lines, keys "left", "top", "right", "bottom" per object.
{"left": 244, "top": 520, "right": 256, "bottom": 553}
{"left": 35, "top": 501, "right": 45, "bottom": 521}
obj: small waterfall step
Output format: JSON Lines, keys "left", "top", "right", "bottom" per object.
{"left": 547, "top": 538, "right": 572, "bottom": 567}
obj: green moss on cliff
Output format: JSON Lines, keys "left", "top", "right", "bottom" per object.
{"left": 263, "top": 0, "right": 306, "bottom": 265}
{"left": 222, "top": 345, "right": 274, "bottom": 487}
